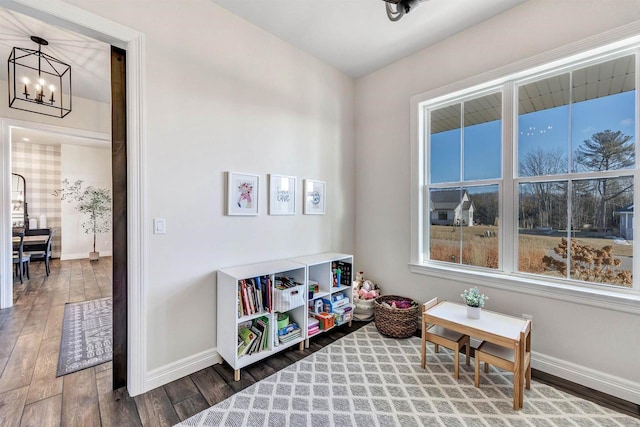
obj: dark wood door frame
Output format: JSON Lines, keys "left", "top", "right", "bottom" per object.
{"left": 111, "top": 46, "right": 128, "bottom": 389}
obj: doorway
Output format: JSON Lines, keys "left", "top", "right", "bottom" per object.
{"left": 0, "top": 1, "right": 146, "bottom": 396}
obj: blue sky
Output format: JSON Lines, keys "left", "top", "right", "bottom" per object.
{"left": 429, "top": 91, "right": 636, "bottom": 183}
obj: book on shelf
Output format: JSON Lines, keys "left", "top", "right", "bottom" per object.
{"left": 248, "top": 325, "right": 263, "bottom": 355}
{"left": 239, "top": 280, "right": 252, "bottom": 316}
{"left": 237, "top": 325, "right": 256, "bottom": 357}
{"left": 254, "top": 316, "right": 269, "bottom": 351}
{"left": 260, "top": 276, "right": 271, "bottom": 313}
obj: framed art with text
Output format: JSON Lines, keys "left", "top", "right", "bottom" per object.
{"left": 227, "top": 172, "right": 259, "bottom": 216}
{"left": 303, "top": 179, "right": 325, "bottom": 215}
{"left": 269, "top": 174, "right": 296, "bottom": 215}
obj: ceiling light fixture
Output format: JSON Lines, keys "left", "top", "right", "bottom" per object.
{"left": 8, "top": 36, "right": 72, "bottom": 118}
{"left": 383, "top": 0, "right": 424, "bottom": 21}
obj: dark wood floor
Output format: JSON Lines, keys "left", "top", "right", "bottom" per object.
{"left": 0, "top": 258, "right": 637, "bottom": 426}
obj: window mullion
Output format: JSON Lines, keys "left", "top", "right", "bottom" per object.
{"left": 459, "top": 102, "right": 464, "bottom": 264}
{"left": 502, "top": 83, "right": 515, "bottom": 273}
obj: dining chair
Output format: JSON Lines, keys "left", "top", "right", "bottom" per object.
{"left": 421, "top": 297, "right": 471, "bottom": 379}
{"left": 12, "top": 231, "right": 30, "bottom": 283}
{"left": 25, "top": 228, "right": 56, "bottom": 276}
{"left": 474, "top": 318, "right": 532, "bottom": 410}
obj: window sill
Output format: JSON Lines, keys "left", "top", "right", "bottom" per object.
{"left": 409, "top": 262, "right": 640, "bottom": 314}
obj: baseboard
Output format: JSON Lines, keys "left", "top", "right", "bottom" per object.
{"left": 533, "top": 351, "right": 640, "bottom": 405}
{"left": 144, "top": 348, "right": 222, "bottom": 392}
{"left": 60, "top": 251, "right": 113, "bottom": 260}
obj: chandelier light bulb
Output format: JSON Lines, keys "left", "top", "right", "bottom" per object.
{"left": 21, "top": 77, "right": 30, "bottom": 98}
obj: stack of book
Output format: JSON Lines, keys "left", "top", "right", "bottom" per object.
{"left": 237, "top": 316, "right": 269, "bottom": 357}
{"left": 308, "top": 316, "right": 320, "bottom": 337}
{"left": 237, "top": 276, "right": 272, "bottom": 317}
{"left": 278, "top": 322, "right": 302, "bottom": 344}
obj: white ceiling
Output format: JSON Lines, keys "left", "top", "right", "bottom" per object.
{"left": 0, "top": 1, "right": 527, "bottom": 108}
{"left": 0, "top": 1, "right": 528, "bottom": 145}
{"left": 209, "top": 0, "right": 528, "bottom": 78}
{"left": 0, "top": 7, "right": 111, "bottom": 104}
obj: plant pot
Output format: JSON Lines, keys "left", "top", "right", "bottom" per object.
{"left": 466, "top": 305, "right": 481, "bottom": 319}
{"left": 89, "top": 251, "right": 100, "bottom": 261}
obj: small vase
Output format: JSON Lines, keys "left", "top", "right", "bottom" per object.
{"left": 466, "top": 305, "right": 481, "bottom": 319}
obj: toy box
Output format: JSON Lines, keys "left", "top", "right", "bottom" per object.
{"left": 314, "top": 312, "right": 335, "bottom": 330}
{"left": 334, "top": 304, "right": 353, "bottom": 325}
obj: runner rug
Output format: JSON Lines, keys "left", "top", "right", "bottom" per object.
{"left": 56, "top": 297, "right": 113, "bottom": 377}
{"left": 178, "top": 323, "right": 639, "bottom": 427}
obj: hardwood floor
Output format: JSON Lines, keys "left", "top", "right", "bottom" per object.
{"left": 0, "top": 258, "right": 637, "bottom": 426}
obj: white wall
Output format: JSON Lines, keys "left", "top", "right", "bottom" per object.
{"left": 65, "top": 0, "right": 356, "bottom": 378}
{"left": 0, "top": 85, "right": 110, "bottom": 134}
{"left": 355, "top": 0, "right": 640, "bottom": 402}
{"left": 60, "top": 144, "right": 112, "bottom": 259}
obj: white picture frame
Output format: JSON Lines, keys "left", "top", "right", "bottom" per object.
{"left": 303, "top": 179, "right": 326, "bottom": 215}
{"left": 227, "top": 172, "right": 259, "bottom": 216}
{"left": 269, "top": 174, "right": 297, "bottom": 215}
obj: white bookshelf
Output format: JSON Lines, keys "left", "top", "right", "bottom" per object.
{"left": 217, "top": 253, "right": 354, "bottom": 380}
{"left": 217, "top": 259, "right": 307, "bottom": 381}
{"left": 289, "top": 253, "right": 354, "bottom": 347}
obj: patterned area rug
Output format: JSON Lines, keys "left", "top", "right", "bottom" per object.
{"left": 56, "top": 297, "right": 112, "bottom": 377}
{"left": 178, "top": 323, "right": 639, "bottom": 427}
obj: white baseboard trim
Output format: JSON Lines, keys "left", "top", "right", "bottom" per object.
{"left": 144, "top": 348, "right": 222, "bottom": 392}
{"left": 533, "top": 352, "right": 640, "bottom": 404}
{"left": 60, "top": 251, "right": 113, "bottom": 260}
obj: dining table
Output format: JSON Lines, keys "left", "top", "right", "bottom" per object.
{"left": 12, "top": 234, "right": 47, "bottom": 252}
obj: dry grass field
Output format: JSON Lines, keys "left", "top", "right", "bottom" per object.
{"left": 429, "top": 224, "right": 633, "bottom": 286}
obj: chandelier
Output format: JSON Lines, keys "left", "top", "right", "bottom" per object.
{"left": 8, "top": 36, "right": 72, "bottom": 118}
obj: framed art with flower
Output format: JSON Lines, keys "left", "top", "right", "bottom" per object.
{"left": 303, "top": 179, "right": 326, "bottom": 215}
{"left": 269, "top": 174, "right": 296, "bottom": 215}
{"left": 227, "top": 172, "right": 259, "bottom": 216}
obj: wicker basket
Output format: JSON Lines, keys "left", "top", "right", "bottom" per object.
{"left": 373, "top": 295, "right": 420, "bottom": 338}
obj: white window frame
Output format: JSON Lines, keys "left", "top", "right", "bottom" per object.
{"left": 410, "top": 26, "right": 640, "bottom": 313}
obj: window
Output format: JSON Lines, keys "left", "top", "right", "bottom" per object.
{"left": 421, "top": 51, "right": 637, "bottom": 291}
{"left": 428, "top": 93, "right": 502, "bottom": 268}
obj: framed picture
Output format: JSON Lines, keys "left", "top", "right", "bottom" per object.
{"left": 303, "top": 179, "right": 326, "bottom": 215}
{"left": 269, "top": 174, "right": 296, "bottom": 215}
{"left": 227, "top": 172, "right": 259, "bottom": 216}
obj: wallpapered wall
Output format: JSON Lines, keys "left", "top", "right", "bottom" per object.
{"left": 12, "top": 141, "right": 62, "bottom": 256}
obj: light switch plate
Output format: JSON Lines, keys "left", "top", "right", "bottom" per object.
{"left": 153, "top": 218, "right": 166, "bottom": 234}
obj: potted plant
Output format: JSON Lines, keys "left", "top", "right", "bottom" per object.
{"left": 461, "top": 287, "right": 488, "bottom": 319}
{"left": 56, "top": 179, "right": 112, "bottom": 261}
